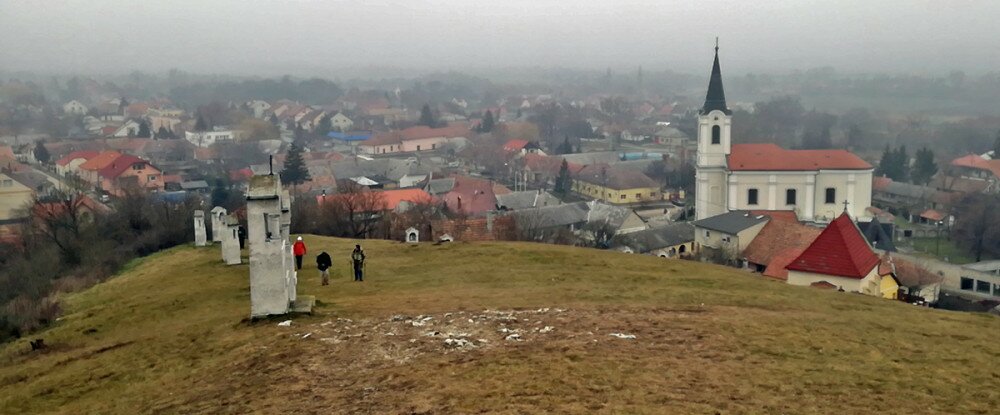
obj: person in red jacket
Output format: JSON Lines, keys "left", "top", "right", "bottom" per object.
{"left": 292, "top": 236, "right": 307, "bottom": 270}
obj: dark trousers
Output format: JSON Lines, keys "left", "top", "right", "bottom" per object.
{"left": 295, "top": 255, "right": 303, "bottom": 270}
{"left": 353, "top": 265, "right": 363, "bottom": 281}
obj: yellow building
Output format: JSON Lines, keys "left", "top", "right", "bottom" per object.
{"left": 0, "top": 172, "right": 34, "bottom": 221}
{"left": 572, "top": 165, "right": 661, "bottom": 205}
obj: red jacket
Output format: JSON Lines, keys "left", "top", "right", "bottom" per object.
{"left": 293, "top": 240, "right": 306, "bottom": 256}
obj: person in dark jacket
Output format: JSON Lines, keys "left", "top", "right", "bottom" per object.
{"left": 316, "top": 251, "right": 332, "bottom": 285}
{"left": 351, "top": 245, "right": 366, "bottom": 281}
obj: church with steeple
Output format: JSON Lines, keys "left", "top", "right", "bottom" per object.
{"left": 694, "top": 42, "right": 874, "bottom": 223}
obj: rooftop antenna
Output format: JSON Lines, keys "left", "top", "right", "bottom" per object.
{"left": 269, "top": 155, "right": 274, "bottom": 176}
{"left": 715, "top": 36, "right": 719, "bottom": 52}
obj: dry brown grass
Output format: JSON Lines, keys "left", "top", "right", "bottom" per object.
{"left": 1, "top": 237, "right": 998, "bottom": 414}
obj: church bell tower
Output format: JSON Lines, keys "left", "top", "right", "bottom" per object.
{"left": 695, "top": 39, "right": 733, "bottom": 220}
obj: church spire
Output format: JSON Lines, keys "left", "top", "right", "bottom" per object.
{"left": 702, "top": 38, "right": 731, "bottom": 115}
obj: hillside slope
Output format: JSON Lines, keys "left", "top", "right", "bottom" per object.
{"left": 1, "top": 237, "right": 998, "bottom": 414}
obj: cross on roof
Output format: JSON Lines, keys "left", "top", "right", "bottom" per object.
{"left": 842, "top": 200, "right": 850, "bottom": 212}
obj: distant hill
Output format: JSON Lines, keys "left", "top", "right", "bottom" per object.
{"left": 1, "top": 238, "right": 997, "bottom": 414}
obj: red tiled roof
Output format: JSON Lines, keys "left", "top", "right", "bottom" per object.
{"left": 523, "top": 154, "right": 585, "bottom": 177}
{"left": 430, "top": 216, "right": 516, "bottom": 242}
{"left": 574, "top": 164, "right": 659, "bottom": 189}
{"left": 748, "top": 210, "right": 799, "bottom": 223}
{"left": 762, "top": 247, "right": 804, "bottom": 280}
{"left": 98, "top": 154, "right": 155, "bottom": 180}
{"left": 743, "top": 220, "right": 821, "bottom": 267}
{"left": 728, "top": 143, "right": 872, "bottom": 171}
{"left": 229, "top": 168, "right": 254, "bottom": 182}
{"left": 379, "top": 188, "right": 435, "bottom": 210}
{"left": 363, "top": 123, "right": 470, "bottom": 147}
{"left": 101, "top": 126, "right": 119, "bottom": 136}
{"left": 950, "top": 154, "right": 1000, "bottom": 178}
{"left": 55, "top": 151, "right": 99, "bottom": 166}
{"left": 503, "top": 139, "right": 529, "bottom": 151}
{"left": 872, "top": 176, "right": 892, "bottom": 191}
{"left": 919, "top": 209, "right": 945, "bottom": 222}
{"left": 441, "top": 175, "right": 497, "bottom": 216}
{"left": 79, "top": 151, "right": 123, "bottom": 171}
{"left": 786, "top": 213, "right": 880, "bottom": 279}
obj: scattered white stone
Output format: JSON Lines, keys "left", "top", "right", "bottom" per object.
{"left": 385, "top": 332, "right": 396, "bottom": 336}
{"left": 468, "top": 319, "right": 475, "bottom": 324}
{"left": 302, "top": 332, "right": 312, "bottom": 339}
{"left": 505, "top": 333, "right": 521, "bottom": 341}
{"left": 277, "top": 320, "right": 292, "bottom": 327}
{"left": 411, "top": 320, "right": 427, "bottom": 327}
{"left": 477, "top": 339, "right": 489, "bottom": 344}
{"left": 609, "top": 333, "right": 636, "bottom": 339}
{"left": 320, "top": 321, "right": 334, "bottom": 326}
{"left": 425, "top": 331, "right": 441, "bottom": 337}
{"left": 444, "top": 338, "right": 474, "bottom": 348}
{"left": 538, "top": 326, "right": 554, "bottom": 334}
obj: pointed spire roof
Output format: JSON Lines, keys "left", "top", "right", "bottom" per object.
{"left": 701, "top": 39, "right": 731, "bottom": 115}
{"left": 786, "top": 213, "right": 880, "bottom": 279}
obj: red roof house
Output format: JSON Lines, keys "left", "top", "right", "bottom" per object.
{"left": 785, "top": 213, "right": 886, "bottom": 295}
{"left": 743, "top": 219, "right": 822, "bottom": 275}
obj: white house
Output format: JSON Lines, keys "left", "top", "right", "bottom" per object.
{"left": 694, "top": 45, "right": 873, "bottom": 223}
{"left": 111, "top": 119, "right": 142, "bottom": 137}
{"left": 185, "top": 129, "right": 236, "bottom": 148}
{"left": 330, "top": 112, "right": 354, "bottom": 132}
{"left": 248, "top": 100, "right": 272, "bottom": 118}
{"left": 63, "top": 100, "right": 88, "bottom": 115}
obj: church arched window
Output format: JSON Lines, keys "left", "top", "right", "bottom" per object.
{"left": 711, "top": 125, "right": 721, "bottom": 144}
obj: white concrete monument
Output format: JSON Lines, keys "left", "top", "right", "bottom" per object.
{"left": 405, "top": 227, "right": 420, "bottom": 243}
{"left": 247, "top": 174, "right": 292, "bottom": 317}
{"left": 210, "top": 206, "right": 227, "bottom": 243}
{"left": 221, "top": 214, "right": 242, "bottom": 265}
{"left": 193, "top": 210, "right": 207, "bottom": 247}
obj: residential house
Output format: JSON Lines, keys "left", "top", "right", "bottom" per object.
{"left": 55, "top": 151, "right": 99, "bottom": 177}
{"left": 879, "top": 254, "right": 943, "bottom": 304}
{"left": 398, "top": 174, "right": 428, "bottom": 188}
{"left": 110, "top": 119, "right": 143, "bottom": 137}
{"left": 583, "top": 200, "right": 647, "bottom": 235}
{"left": 785, "top": 213, "right": 896, "bottom": 298}
{"left": 613, "top": 222, "right": 695, "bottom": 258}
{"left": 439, "top": 175, "right": 497, "bottom": 217}
{"left": 572, "top": 164, "right": 661, "bottom": 205}
{"left": 247, "top": 100, "right": 272, "bottom": 118}
{"left": 871, "top": 177, "right": 951, "bottom": 216}
{"left": 742, "top": 218, "right": 822, "bottom": 274}
{"left": 430, "top": 215, "right": 516, "bottom": 242}
{"left": 329, "top": 112, "right": 354, "bottom": 132}
{"left": 63, "top": 100, "right": 88, "bottom": 115}
{"left": 497, "top": 190, "right": 561, "bottom": 211}
{"left": 78, "top": 151, "right": 123, "bottom": 185}
{"left": 503, "top": 139, "right": 545, "bottom": 156}
{"left": 96, "top": 154, "right": 163, "bottom": 195}
{"left": 185, "top": 129, "right": 236, "bottom": 148}
{"left": 512, "top": 202, "right": 590, "bottom": 242}
{"left": 521, "top": 154, "right": 584, "bottom": 188}
{"left": 0, "top": 172, "right": 35, "bottom": 221}
{"left": 359, "top": 123, "right": 469, "bottom": 155}
{"left": 857, "top": 216, "right": 896, "bottom": 252}
{"left": 692, "top": 211, "right": 770, "bottom": 262}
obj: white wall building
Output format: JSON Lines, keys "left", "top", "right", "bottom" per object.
{"left": 63, "top": 100, "right": 88, "bottom": 115}
{"left": 694, "top": 45, "right": 873, "bottom": 223}
{"left": 185, "top": 130, "right": 236, "bottom": 148}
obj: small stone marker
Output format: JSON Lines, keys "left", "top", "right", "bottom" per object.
{"left": 193, "top": 210, "right": 207, "bottom": 247}
{"left": 210, "top": 206, "right": 227, "bottom": 243}
{"left": 221, "top": 214, "right": 241, "bottom": 265}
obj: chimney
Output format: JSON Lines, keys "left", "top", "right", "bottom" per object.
{"left": 269, "top": 155, "right": 274, "bottom": 175}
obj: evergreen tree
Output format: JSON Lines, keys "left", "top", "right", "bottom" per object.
{"left": 268, "top": 113, "right": 279, "bottom": 125}
{"left": 912, "top": 147, "right": 938, "bottom": 185}
{"left": 280, "top": 141, "right": 311, "bottom": 186}
{"left": 33, "top": 140, "right": 50, "bottom": 164}
{"left": 315, "top": 115, "right": 332, "bottom": 136}
{"left": 895, "top": 145, "right": 910, "bottom": 182}
{"left": 554, "top": 159, "right": 571, "bottom": 194}
{"left": 557, "top": 136, "right": 573, "bottom": 155}
{"left": 136, "top": 121, "right": 151, "bottom": 138}
{"left": 156, "top": 126, "right": 171, "bottom": 139}
{"left": 419, "top": 104, "right": 438, "bottom": 128}
{"left": 480, "top": 110, "right": 495, "bottom": 133}
{"left": 516, "top": 108, "right": 523, "bottom": 119}
{"left": 194, "top": 114, "right": 208, "bottom": 132}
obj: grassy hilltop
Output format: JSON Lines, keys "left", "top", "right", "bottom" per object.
{"left": 1, "top": 237, "right": 998, "bottom": 414}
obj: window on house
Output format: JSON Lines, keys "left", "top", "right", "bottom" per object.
{"left": 976, "top": 280, "right": 991, "bottom": 294}
{"left": 748, "top": 188, "right": 759, "bottom": 205}
{"left": 1, "top": 179, "right": 11, "bottom": 187}
{"left": 786, "top": 189, "right": 797, "bottom": 205}
{"left": 960, "top": 277, "right": 974, "bottom": 291}
{"left": 416, "top": 145, "right": 421, "bottom": 151}
{"left": 825, "top": 188, "right": 836, "bottom": 204}
{"left": 620, "top": 194, "right": 626, "bottom": 200}
{"left": 711, "top": 125, "right": 721, "bottom": 144}
{"left": 148, "top": 175, "right": 157, "bottom": 181}
{"left": 650, "top": 192, "right": 657, "bottom": 197}
{"left": 994, "top": 283, "right": 1000, "bottom": 296}
{"left": 132, "top": 163, "right": 144, "bottom": 170}
{"left": 635, "top": 193, "right": 641, "bottom": 199}
{"left": 704, "top": 230, "right": 710, "bottom": 237}
{"left": 431, "top": 144, "right": 436, "bottom": 149}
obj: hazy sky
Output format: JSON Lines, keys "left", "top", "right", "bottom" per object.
{"left": 1, "top": 0, "right": 998, "bottom": 77}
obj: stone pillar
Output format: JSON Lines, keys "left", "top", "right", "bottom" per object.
{"left": 210, "top": 206, "right": 227, "bottom": 243}
{"left": 221, "top": 214, "right": 242, "bottom": 265}
{"left": 193, "top": 210, "right": 207, "bottom": 247}
{"left": 406, "top": 227, "right": 420, "bottom": 243}
{"left": 247, "top": 174, "right": 291, "bottom": 317}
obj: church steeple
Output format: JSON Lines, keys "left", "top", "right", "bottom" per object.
{"left": 702, "top": 38, "right": 731, "bottom": 115}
